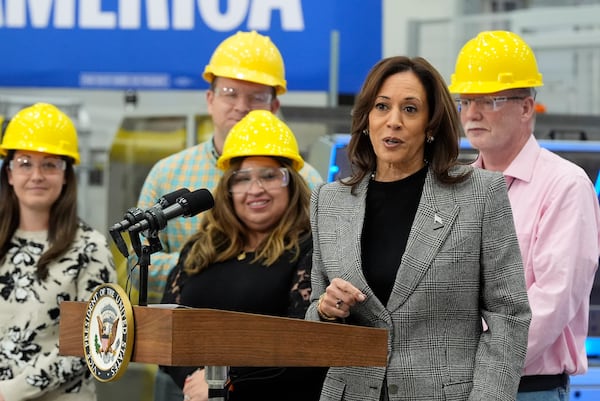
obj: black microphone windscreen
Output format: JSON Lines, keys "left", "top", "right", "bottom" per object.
{"left": 157, "top": 188, "right": 190, "bottom": 208}
{"left": 181, "top": 189, "right": 215, "bottom": 217}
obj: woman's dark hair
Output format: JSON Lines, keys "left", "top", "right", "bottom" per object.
{"left": 344, "top": 56, "right": 470, "bottom": 191}
{"left": 0, "top": 150, "right": 79, "bottom": 280}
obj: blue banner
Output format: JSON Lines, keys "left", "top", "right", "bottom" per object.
{"left": 0, "top": 0, "right": 382, "bottom": 93}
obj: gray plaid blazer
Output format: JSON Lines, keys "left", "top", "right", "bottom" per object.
{"left": 306, "top": 166, "right": 531, "bottom": 401}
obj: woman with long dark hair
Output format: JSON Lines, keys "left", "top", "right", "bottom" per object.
{"left": 0, "top": 103, "right": 116, "bottom": 401}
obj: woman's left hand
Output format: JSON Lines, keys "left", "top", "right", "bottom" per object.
{"left": 319, "top": 277, "right": 366, "bottom": 319}
{"left": 182, "top": 368, "right": 208, "bottom": 401}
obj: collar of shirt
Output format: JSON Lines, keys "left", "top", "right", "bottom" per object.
{"left": 472, "top": 134, "right": 541, "bottom": 188}
{"left": 210, "top": 137, "right": 221, "bottom": 161}
{"left": 502, "top": 134, "right": 540, "bottom": 185}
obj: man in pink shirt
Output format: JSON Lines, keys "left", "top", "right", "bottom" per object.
{"left": 449, "top": 30, "right": 600, "bottom": 401}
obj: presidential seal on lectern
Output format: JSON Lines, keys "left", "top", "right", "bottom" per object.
{"left": 83, "top": 283, "right": 134, "bottom": 382}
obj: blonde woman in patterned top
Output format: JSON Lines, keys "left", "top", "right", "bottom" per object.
{"left": 0, "top": 103, "right": 116, "bottom": 401}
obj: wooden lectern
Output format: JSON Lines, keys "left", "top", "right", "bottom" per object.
{"left": 59, "top": 301, "right": 387, "bottom": 367}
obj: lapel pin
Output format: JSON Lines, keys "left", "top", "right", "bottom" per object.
{"left": 433, "top": 213, "right": 443, "bottom": 229}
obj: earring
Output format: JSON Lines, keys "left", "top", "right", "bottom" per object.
{"left": 362, "top": 129, "right": 369, "bottom": 136}
{"left": 426, "top": 135, "right": 434, "bottom": 143}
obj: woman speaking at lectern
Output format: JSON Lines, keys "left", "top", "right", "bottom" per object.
{"left": 305, "top": 56, "right": 531, "bottom": 401}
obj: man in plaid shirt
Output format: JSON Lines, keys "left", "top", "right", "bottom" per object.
{"left": 133, "top": 31, "right": 323, "bottom": 305}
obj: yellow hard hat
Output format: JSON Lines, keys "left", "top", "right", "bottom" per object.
{"left": 449, "top": 30, "right": 543, "bottom": 94}
{"left": 203, "top": 31, "right": 287, "bottom": 95}
{"left": 0, "top": 103, "right": 80, "bottom": 164}
{"left": 217, "top": 110, "right": 303, "bottom": 171}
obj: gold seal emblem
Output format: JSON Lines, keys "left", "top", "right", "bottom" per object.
{"left": 83, "top": 283, "right": 134, "bottom": 382}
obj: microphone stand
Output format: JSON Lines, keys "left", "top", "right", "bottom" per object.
{"left": 132, "top": 230, "right": 163, "bottom": 306}
{"left": 206, "top": 366, "right": 228, "bottom": 400}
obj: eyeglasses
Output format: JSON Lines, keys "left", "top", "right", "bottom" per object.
{"left": 455, "top": 96, "right": 526, "bottom": 113}
{"left": 214, "top": 86, "right": 273, "bottom": 108}
{"left": 9, "top": 156, "right": 66, "bottom": 176}
{"left": 229, "top": 167, "right": 289, "bottom": 194}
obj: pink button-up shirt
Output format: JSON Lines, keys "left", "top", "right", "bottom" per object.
{"left": 475, "top": 134, "right": 600, "bottom": 376}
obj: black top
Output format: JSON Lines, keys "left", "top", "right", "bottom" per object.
{"left": 361, "top": 166, "right": 427, "bottom": 306}
{"left": 161, "top": 235, "right": 326, "bottom": 401}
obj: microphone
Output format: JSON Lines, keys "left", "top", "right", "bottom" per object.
{"left": 109, "top": 188, "right": 190, "bottom": 257}
{"left": 128, "top": 189, "right": 214, "bottom": 234}
{"left": 109, "top": 188, "right": 190, "bottom": 233}
{"left": 155, "top": 187, "right": 191, "bottom": 209}
{"left": 110, "top": 207, "right": 145, "bottom": 233}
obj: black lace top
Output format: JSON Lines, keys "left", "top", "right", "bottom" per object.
{"left": 161, "top": 235, "right": 326, "bottom": 401}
